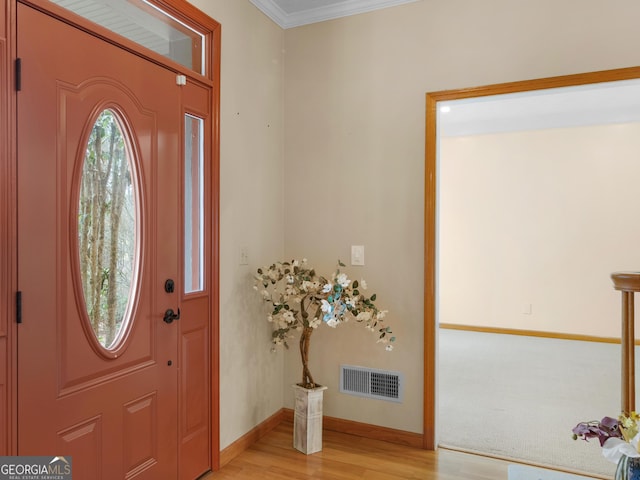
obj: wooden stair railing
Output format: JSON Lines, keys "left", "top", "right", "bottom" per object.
{"left": 611, "top": 272, "right": 640, "bottom": 413}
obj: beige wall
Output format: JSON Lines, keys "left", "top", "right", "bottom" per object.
{"left": 440, "top": 124, "right": 640, "bottom": 338}
{"left": 186, "top": 0, "right": 285, "bottom": 450}
{"left": 283, "top": 0, "right": 640, "bottom": 433}
{"left": 188, "top": 0, "right": 640, "bottom": 449}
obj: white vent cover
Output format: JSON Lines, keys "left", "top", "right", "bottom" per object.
{"left": 340, "top": 365, "right": 403, "bottom": 403}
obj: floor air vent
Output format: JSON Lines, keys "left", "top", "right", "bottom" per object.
{"left": 340, "top": 365, "right": 403, "bottom": 403}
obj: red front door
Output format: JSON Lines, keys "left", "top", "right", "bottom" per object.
{"left": 17, "top": 4, "right": 183, "bottom": 478}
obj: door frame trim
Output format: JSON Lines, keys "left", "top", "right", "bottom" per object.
{"left": 2, "top": 0, "right": 18, "bottom": 457}
{"left": 5, "top": 0, "right": 221, "bottom": 471}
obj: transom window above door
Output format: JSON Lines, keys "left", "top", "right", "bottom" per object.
{"left": 49, "top": 0, "right": 206, "bottom": 75}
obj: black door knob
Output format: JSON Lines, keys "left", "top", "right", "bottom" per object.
{"left": 163, "top": 308, "right": 180, "bottom": 324}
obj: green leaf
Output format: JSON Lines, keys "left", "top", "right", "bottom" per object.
{"left": 371, "top": 294, "right": 377, "bottom": 301}
{"left": 257, "top": 268, "right": 263, "bottom": 274}
{"left": 338, "top": 260, "right": 346, "bottom": 267}
{"left": 386, "top": 327, "right": 392, "bottom": 332}
{"left": 352, "top": 280, "right": 359, "bottom": 288}
{"left": 390, "top": 337, "right": 396, "bottom": 342}
{"left": 353, "top": 289, "right": 359, "bottom": 296}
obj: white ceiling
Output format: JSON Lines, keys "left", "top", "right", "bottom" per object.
{"left": 249, "top": 0, "right": 421, "bottom": 28}
{"left": 438, "top": 79, "right": 640, "bottom": 137}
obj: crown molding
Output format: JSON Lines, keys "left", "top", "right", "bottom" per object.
{"left": 249, "top": 0, "right": 420, "bottom": 29}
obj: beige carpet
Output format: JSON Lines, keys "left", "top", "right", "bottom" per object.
{"left": 508, "top": 465, "right": 595, "bottom": 479}
{"left": 438, "top": 329, "right": 625, "bottom": 478}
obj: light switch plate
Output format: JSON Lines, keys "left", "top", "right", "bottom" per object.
{"left": 351, "top": 245, "right": 365, "bottom": 266}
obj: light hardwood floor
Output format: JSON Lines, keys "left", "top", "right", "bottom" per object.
{"left": 202, "top": 421, "right": 517, "bottom": 479}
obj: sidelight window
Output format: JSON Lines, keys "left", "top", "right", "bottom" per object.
{"left": 184, "top": 114, "right": 204, "bottom": 293}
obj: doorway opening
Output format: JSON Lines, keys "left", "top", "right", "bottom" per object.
{"left": 424, "top": 67, "right": 640, "bottom": 474}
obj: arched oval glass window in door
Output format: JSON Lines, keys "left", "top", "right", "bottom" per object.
{"left": 77, "top": 109, "right": 137, "bottom": 351}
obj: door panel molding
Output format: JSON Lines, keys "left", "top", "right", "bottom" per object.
{"left": 58, "top": 79, "right": 158, "bottom": 394}
{"left": 58, "top": 416, "right": 102, "bottom": 479}
{"left": 123, "top": 393, "right": 158, "bottom": 476}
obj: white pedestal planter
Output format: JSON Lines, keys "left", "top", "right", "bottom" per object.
{"left": 292, "top": 384, "right": 327, "bottom": 454}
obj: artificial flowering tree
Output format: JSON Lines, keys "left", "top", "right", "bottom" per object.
{"left": 254, "top": 259, "right": 395, "bottom": 389}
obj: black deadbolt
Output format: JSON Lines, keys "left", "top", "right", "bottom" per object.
{"left": 164, "top": 279, "right": 175, "bottom": 293}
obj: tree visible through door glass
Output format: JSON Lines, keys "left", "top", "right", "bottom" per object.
{"left": 78, "top": 109, "right": 136, "bottom": 350}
